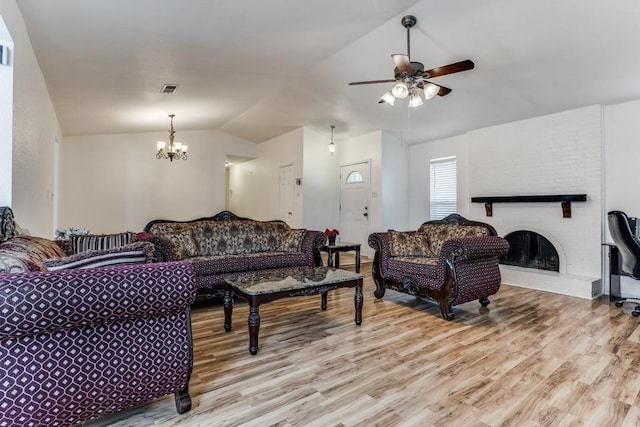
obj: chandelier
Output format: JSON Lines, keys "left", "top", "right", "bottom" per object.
{"left": 156, "top": 114, "right": 188, "bottom": 162}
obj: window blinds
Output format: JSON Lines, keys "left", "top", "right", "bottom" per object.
{"left": 429, "top": 157, "right": 457, "bottom": 220}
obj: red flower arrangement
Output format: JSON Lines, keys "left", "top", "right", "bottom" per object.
{"left": 324, "top": 228, "right": 339, "bottom": 237}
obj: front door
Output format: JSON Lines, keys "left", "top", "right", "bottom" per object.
{"left": 339, "top": 161, "right": 370, "bottom": 253}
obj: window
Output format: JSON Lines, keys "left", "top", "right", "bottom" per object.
{"left": 346, "top": 171, "right": 364, "bottom": 184}
{"left": 430, "top": 156, "right": 457, "bottom": 220}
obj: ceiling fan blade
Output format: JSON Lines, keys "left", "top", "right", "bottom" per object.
{"left": 418, "top": 81, "right": 452, "bottom": 97}
{"left": 436, "top": 85, "right": 452, "bottom": 96}
{"left": 422, "top": 59, "right": 474, "bottom": 79}
{"left": 392, "top": 54, "right": 413, "bottom": 74}
{"left": 348, "top": 79, "right": 397, "bottom": 86}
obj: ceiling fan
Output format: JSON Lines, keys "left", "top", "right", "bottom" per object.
{"left": 348, "top": 15, "right": 474, "bottom": 107}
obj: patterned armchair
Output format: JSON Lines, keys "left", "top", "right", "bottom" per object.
{"left": 0, "top": 262, "right": 197, "bottom": 427}
{"left": 368, "top": 214, "right": 509, "bottom": 320}
{"left": 0, "top": 207, "right": 198, "bottom": 426}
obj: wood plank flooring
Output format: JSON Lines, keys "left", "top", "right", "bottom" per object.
{"left": 86, "top": 260, "right": 640, "bottom": 426}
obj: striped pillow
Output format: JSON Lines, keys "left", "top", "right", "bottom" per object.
{"left": 71, "top": 232, "right": 134, "bottom": 254}
{"left": 42, "top": 242, "right": 154, "bottom": 271}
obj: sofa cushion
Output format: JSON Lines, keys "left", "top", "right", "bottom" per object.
{"left": 71, "top": 232, "right": 134, "bottom": 254}
{"left": 279, "top": 229, "right": 306, "bottom": 252}
{"left": 0, "top": 236, "right": 67, "bottom": 272}
{"left": 417, "top": 224, "right": 490, "bottom": 255}
{"left": 42, "top": 242, "right": 154, "bottom": 271}
{"left": 0, "top": 251, "right": 44, "bottom": 273}
{"left": 388, "top": 230, "right": 435, "bottom": 258}
{"left": 387, "top": 256, "right": 445, "bottom": 285}
{"left": 189, "top": 252, "right": 309, "bottom": 276}
{"left": 158, "top": 228, "right": 199, "bottom": 260}
{"left": 149, "top": 220, "right": 293, "bottom": 256}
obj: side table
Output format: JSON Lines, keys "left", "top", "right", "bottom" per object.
{"left": 320, "top": 241, "right": 361, "bottom": 273}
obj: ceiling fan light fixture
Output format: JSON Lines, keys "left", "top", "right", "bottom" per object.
{"left": 424, "top": 83, "right": 439, "bottom": 100}
{"left": 380, "top": 91, "right": 395, "bottom": 105}
{"left": 391, "top": 82, "right": 409, "bottom": 99}
{"left": 408, "top": 93, "right": 423, "bottom": 108}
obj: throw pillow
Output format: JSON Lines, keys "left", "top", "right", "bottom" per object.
{"left": 388, "top": 230, "right": 435, "bottom": 258}
{"left": 71, "top": 232, "right": 134, "bottom": 254}
{"left": 278, "top": 229, "right": 306, "bottom": 252}
{"left": 42, "top": 241, "right": 154, "bottom": 271}
{"left": 0, "top": 250, "right": 44, "bottom": 273}
{"left": 157, "top": 228, "right": 199, "bottom": 260}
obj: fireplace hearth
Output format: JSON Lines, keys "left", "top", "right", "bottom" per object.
{"left": 500, "top": 230, "right": 559, "bottom": 272}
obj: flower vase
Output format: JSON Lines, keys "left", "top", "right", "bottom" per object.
{"left": 328, "top": 236, "right": 336, "bottom": 246}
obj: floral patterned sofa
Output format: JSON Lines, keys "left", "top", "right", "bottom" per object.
{"left": 368, "top": 214, "right": 509, "bottom": 320}
{"left": 0, "top": 207, "right": 197, "bottom": 426}
{"left": 140, "top": 211, "right": 325, "bottom": 301}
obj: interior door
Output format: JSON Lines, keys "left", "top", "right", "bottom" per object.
{"left": 339, "top": 161, "right": 370, "bottom": 252}
{"left": 279, "top": 164, "right": 295, "bottom": 224}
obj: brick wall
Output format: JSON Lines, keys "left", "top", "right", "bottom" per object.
{"left": 467, "top": 105, "right": 602, "bottom": 297}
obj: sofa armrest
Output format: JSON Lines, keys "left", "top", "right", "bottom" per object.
{"left": 135, "top": 231, "right": 174, "bottom": 262}
{"left": 0, "top": 261, "right": 196, "bottom": 339}
{"left": 368, "top": 232, "right": 392, "bottom": 274}
{"left": 301, "top": 230, "right": 325, "bottom": 266}
{"left": 439, "top": 236, "right": 510, "bottom": 262}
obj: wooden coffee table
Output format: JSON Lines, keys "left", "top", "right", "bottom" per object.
{"left": 223, "top": 266, "right": 363, "bottom": 355}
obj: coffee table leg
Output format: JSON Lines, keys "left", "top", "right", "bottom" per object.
{"left": 248, "top": 305, "right": 260, "bottom": 355}
{"left": 321, "top": 291, "right": 328, "bottom": 311}
{"left": 355, "top": 280, "right": 363, "bottom": 325}
{"left": 335, "top": 251, "right": 340, "bottom": 269}
{"left": 223, "top": 289, "right": 233, "bottom": 332}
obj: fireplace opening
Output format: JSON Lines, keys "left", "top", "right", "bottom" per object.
{"left": 500, "top": 230, "right": 559, "bottom": 272}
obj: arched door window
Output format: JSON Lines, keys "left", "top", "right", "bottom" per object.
{"left": 346, "top": 171, "right": 364, "bottom": 184}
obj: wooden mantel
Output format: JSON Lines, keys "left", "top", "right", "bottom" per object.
{"left": 471, "top": 194, "right": 587, "bottom": 218}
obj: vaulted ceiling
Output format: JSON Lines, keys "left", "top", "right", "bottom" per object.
{"left": 16, "top": 0, "right": 640, "bottom": 144}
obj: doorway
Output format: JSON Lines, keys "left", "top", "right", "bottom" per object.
{"left": 339, "top": 161, "right": 370, "bottom": 252}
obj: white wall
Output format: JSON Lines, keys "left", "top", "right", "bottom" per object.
{"left": 302, "top": 126, "right": 339, "bottom": 231}
{"left": 381, "top": 131, "right": 409, "bottom": 231}
{"left": 0, "top": 2, "right": 62, "bottom": 237}
{"left": 228, "top": 128, "right": 303, "bottom": 226}
{"left": 60, "top": 129, "right": 256, "bottom": 233}
{"left": 0, "top": 14, "right": 13, "bottom": 207}
{"left": 604, "top": 99, "right": 640, "bottom": 297}
{"left": 409, "top": 133, "right": 470, "bottom": 228}
{"left": 604, "top": 99, "right": 640, "bottom": 224}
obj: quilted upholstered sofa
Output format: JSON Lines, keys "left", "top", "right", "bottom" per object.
{"left": 140, "top": 211, "right": 325, "bottom": 301}
{"left": 0, "top": 207, "right": 197, "bottom": 426}
{"left": 368, "top": 214, "right": 509, "bottom": 320}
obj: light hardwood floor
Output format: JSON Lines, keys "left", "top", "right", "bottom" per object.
{"left": 87, "top": 260, "right": 640, "bottom": 427}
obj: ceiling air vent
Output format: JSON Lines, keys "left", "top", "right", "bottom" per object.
{"left": 161, "top": 84, "right": 179, "bottom": 94}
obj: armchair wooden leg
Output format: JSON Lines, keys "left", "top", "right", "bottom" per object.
{"left": 372, "top": 276, "right": 386, "bottom": 299}
{"left": 439, "top": 301, "right": 454, "bottom": 321}
{"left": 175, "top": 387, "right": 192, "bottom": 414}
{"left": 480, "top": 297, "right": 490, "bottom": 307}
